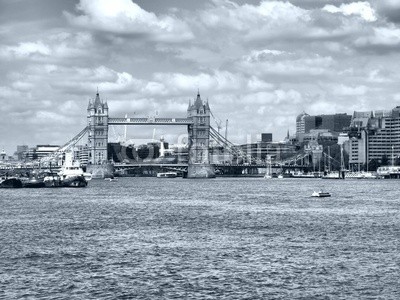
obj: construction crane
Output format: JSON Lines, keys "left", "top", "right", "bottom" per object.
{"left": 225, "top": 119, "right": 228, "bottom": 141}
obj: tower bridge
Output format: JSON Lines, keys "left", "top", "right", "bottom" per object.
{"left": 87, "top": 91, "right": 215, "bottom": 178}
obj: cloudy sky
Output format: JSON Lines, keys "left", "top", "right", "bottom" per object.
{"left": 1, "top": 0, "right": 400, "bottom": 154}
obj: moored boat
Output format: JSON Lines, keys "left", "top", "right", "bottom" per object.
{"left": 376, "top": 166, "right": 400, "bottom": 179}
{"left": 346, "top": 171, "right": 377, "bottom": 179}
{"left": 57, "top": 152, "right": 88, "bottom": 187}
{"left": 156, "top": 172, "right": 177, "bottom": 178}
{"left": 0, "top": 177, "right": 23, "bottom": 188}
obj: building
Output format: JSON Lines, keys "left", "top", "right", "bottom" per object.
{"left": 302, "top": 129, "right": 338, "bottom": 144}
{"left": 0, "top": 149, "right": 7, "bottom": 161}
{"left": 25, "top": 145, "right": 59, "bottom": 160}
{"left": 261, "top": 133, "right": 273, "bottom": 143}
{"left": 14, "top": 145, "right": 29, "bottom": 160}
{"left": 87, "top": 92, "right": 109, "bottom": 165}
{"left": 296, "top": 111, "right": 309, "bottom": 137}
{"left": 296, "top": 112, "right": 351, "bottom": 140}
{"left": 236, "top": 141, "right": 298, "bottom": 163}
{"left": 72, "top": 145, "right": 89, "bottom": 166}
{"left": 347, "top": 106, "right": 400, "bottom": 169}
{"left": 305, "top": 114, "right": 352, "bottom": 133}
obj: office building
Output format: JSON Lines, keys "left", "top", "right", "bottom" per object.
{"left": 296, "top": 112, "right": 352, "bottom": 140}
{"left": 261, "top": 133, "right": 273, "bottom": 143}
{"left": 348, "top": 107, "right": 400, "bottom": 169}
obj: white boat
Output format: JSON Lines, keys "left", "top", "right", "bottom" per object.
{"left": 57, "top": 152, "right": 89, "bottom": 187}
{"left": 156, "top": 172, "right": 177, "bottom": 178}
{"left": 264, "top": 174, "right": 272, "bottom": 179}
{"left": 311, "top": 191, "right": 331, "bottom": 197}
{"left": 376, "top": 166, "right": 400, "bottom": 179}
{"left": 104, "top": 177, "right": 118, "bottom": 182}
{"left": 346, "top": 171, "right": 377, "bottom": 179}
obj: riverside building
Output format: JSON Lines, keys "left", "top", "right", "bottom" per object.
{"left": 348, "top": 107, "right": 400, "bottom": 169}
{"left": 296, "top": 112, "right": 352, "bottom": 141}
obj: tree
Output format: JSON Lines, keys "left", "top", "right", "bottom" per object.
{"left": 367, "top": 159, "right": 380, "bottom": 171}
{"left": 381, "top": 155, "right": 389, "bottom": 166}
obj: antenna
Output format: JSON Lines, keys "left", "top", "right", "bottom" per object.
{"left": 124, "top": 114, "right": 127, "bottom": 143}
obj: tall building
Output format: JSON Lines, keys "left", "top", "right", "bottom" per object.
{"left": 296, "top": 112, "right": 352, "bottom": 141}
{"left": 303, "top": 114, "right": 352, "bottom": 133}
{"left": 348, "top": 107, "right": 400, "bottom": 169}
{"left": 296, "top": 111, "right": 309, "bottom": 136}
{"left": 87, "top": 92, "right": 109, "bottom": 165}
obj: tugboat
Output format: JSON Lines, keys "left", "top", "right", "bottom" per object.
{"left": 57, "top": 152, "right": 89, "bottom": 187}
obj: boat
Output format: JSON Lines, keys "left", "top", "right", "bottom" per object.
{"left": 292, "top": 172, "right": 319, "bottom": 178}
{"left": 43, "top": 173, "right": 63, "bottom": 187}
{"left": 346, "top": 171, "right": 377, "bottom": 179}
{"left": 376, "top": 166, "right": 400, "bottom": 179}
{"left": 264, "top": 174, "right": 272, "bottom": 179}
{"left": 57, "top": 153, "right": 88, "bottom": 187}
{"left": 22, "top": 177, "right": 46, "bottom": 188}
{"left": 322, "top": 171, "right": 345, "bottom": 179}
{"left": 104, "top": 177, "right": 118, "bottom": 182}
{"left": 21, "top": 171, "right": 47, "bottom": 188}
{"left": 156, "top": 172, "right": 177, "bottom": 178}
{"left": 0, "top": 177, "right": 23, "bottom": 188}
{"left": 311, "top": 191, "right": 331, "bottom": 197}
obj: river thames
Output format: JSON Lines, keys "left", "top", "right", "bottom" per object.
{"left": 1, "top": 177, "right": 399, "bottom": 299}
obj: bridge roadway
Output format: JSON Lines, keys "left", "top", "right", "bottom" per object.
{"left": 108, "top": 117, "right": 193, "bottom": 126}
{"left": 113, "top": 163, "right": 309, "bottom": 169}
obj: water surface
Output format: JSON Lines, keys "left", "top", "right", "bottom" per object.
{"left": 1, "top": 178, "right": 399, "bottom": 299}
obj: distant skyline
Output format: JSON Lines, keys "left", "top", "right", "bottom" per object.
{"left": 2, "top": 0, "right": 400, "bottom": 154}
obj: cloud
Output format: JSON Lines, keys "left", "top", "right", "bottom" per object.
{"left": 237, "top": 50, "right": 334, "bottom": 78}
{"left": 65, "top": 0, "right": 193, "bottom": 42}
{"left": 323, "top": 2, "right": 377, "bottom": 22}
{"left": 332, "top": 84, "right": 369, "bottom": 96}
{"left": 374, "top": 0, "right": 400, "bottom": 24}
{"left": 0, "top": 32, "right": 96, "bottom": 64}
{"left": 3, "top": 0, "right": 400, "bottom": 153}
{"left": 0, "top": 42, "right": 51, "bottom": 59}
{"left": 198, "top": 0, "right": 311, "bottom": 38}
{"left": 354, "top": 26, "right": 400, "bottom": 48}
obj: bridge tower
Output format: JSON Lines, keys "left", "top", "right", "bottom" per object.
{"left": 87, "top": 92, "right": 109, "bottom": 165}
{"left": 187, "top": 92, "right": 215, "bottom": 178}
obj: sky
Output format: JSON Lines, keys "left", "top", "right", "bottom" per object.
{"left": 1, "top": 0, "right": 400, "bottom": 154}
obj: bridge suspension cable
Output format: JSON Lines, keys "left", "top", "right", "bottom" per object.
{"left": 210, "top": 126, "right": 316, "bottom": 167}
{"left": 39, "top": 126, "right": 89, "bottom": 164}
{"left": 209, "top": 126, "right": 256, "bottom": 164}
